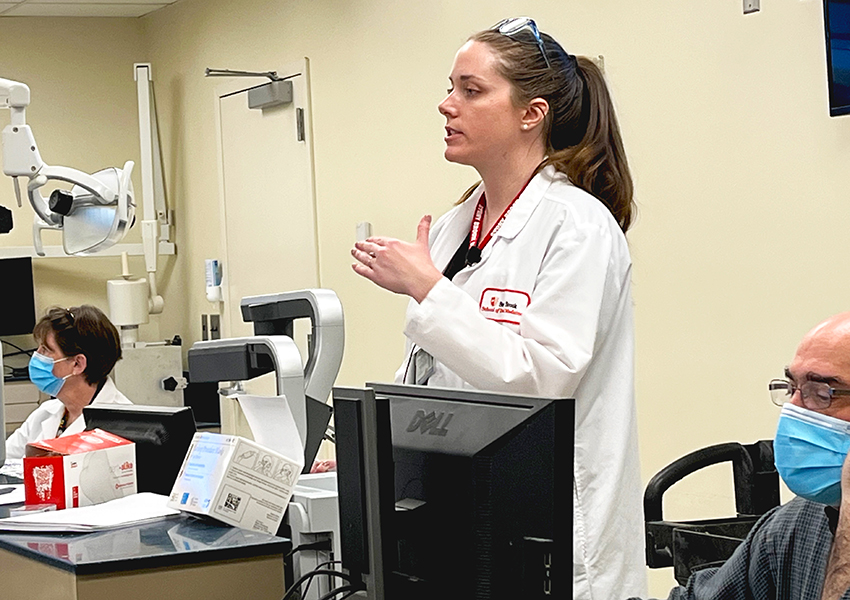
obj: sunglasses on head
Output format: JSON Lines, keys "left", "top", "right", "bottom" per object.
{"left": 491, "top": 17, "right": 552, "bottom": 69}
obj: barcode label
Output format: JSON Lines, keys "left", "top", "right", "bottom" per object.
{"left": 224, "top": 492, "right": 241, "bottom": 512}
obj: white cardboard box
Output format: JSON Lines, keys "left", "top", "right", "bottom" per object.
{"left": 168, "top": 432, "right": 301, "bottom": 534}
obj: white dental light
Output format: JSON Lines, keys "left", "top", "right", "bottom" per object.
{"left": 0, "top": 76, "right": 135, "bottom": 256}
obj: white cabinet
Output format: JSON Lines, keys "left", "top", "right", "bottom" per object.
{"left": 4, "top": 380, "right": 44, "bottom": 436}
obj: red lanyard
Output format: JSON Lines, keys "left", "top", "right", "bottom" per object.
{"left": 467, "top": 175, "right": 534, "bottom": 263}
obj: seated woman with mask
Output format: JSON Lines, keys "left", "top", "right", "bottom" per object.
{"left": 5, "top": 305, "right": 132, "bottom": 459}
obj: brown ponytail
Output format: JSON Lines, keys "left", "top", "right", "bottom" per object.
{"left": 544, "top": 57, "right": 634, "bottom": 232}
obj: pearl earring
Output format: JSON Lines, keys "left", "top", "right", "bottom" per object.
{"left": 522, "top": 124, "right": 529, "bottom": 130}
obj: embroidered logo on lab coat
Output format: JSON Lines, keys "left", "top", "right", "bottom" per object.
{"left": 479, "top": 288, "right": 530, "bottom": 325}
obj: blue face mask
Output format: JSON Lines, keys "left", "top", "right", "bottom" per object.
{"left": 28, "top": 351, "right": 72, "bottom": 397}
{"left": 774, "top": 403, "right": 850, "bottom": 506}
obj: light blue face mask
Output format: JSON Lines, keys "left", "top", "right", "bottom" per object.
{"left": 28, "top": 351, "right": 72, "bottom": 397}
{"left": 774, "top": 403, "right": 850, "bottom": 506}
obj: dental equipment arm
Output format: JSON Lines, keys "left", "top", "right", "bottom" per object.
{"left": 0, "top": 77, "right": 135, "bottom": 255}
{"left": 134, "top": 64, "right": 165, "bottom": 314}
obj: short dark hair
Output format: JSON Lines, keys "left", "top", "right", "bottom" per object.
{"left": 33, "top": 305, "right": 122, "bottom": 385}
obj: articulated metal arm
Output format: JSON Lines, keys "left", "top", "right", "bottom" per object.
{"left": 0, "top": 77, "right": 135, "bottom": 255}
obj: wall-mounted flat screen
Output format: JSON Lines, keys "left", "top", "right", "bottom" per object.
{"left": 824, "top": 0, "right": 850, "bottom": 116}
{"left": 0, "top": 257, "right": 36, "bottom": 337}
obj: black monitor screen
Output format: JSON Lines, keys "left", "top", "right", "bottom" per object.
{"left": 0, "top": 257, "right": 36, "bottom": 336}
{"left": 825, "top": 0, "right": 850, "bottom": 116}
{"left": 333, "top": 384, "right": 574, "bottom": 600}
{"left": 83, "top": 404, "right": 197, "bottom": 496}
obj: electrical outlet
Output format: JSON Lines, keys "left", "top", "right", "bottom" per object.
{"left": 201, "top": 314, "right": 209, "bottom": 341}
{"left": 210, "top": 314, "right": 221, "bottom": 340}
{"left": 744, "top": 0, "right": 759, "bottom": 14}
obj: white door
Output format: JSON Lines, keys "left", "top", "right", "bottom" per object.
{"left": 215, "top": 58, "right": 319, "bottom": 396}
{"left": 216, "top": 59, "right": 320, "bottom": 337}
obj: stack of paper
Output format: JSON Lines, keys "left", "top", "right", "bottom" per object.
{"left": 0, "top": 492, "right": 179, "bottom": 533}
{"left": 0, "top": 485, "right": 25, "bottom": 506}
{"left": 0, "top": 458, "right": 24, "bottom": 480}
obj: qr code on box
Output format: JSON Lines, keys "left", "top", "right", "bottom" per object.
{"left": 213, "top": 485, "right": 251, "bottom": 522}
{"left": 224, "top": 492, "right": 241, "bottom": 512}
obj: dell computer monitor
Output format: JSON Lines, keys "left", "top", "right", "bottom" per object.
{"left": 824, "top": 0, "right": 850, "bottom": 116}
{"left": 83, "top": 404, "right": 197, "bottom": 495}
{"left": 333, "top": 383, "right": 574, "bottom": 600}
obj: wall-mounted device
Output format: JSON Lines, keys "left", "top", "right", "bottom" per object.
{"left": 205, "top": 258, "right": 223, "bottom": 302}
{"left": 0, "top": 78, "right": 135, "bottom": 255}
{"left": 823, "top": 0, "right": 850, "bottom": 116}
{"left": 0, "top": 256, "right": 35, "bottom": 337}
{"left": 204, "top": 68, "right": 294, "bottom": 110}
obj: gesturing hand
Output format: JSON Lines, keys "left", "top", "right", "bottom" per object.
{"left": 351, "top": 215, "right": 443, "bottom": 303}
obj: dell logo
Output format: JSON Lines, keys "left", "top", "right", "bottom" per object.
{"left": 407, "top": 410, "right": 454, "bottom": 436}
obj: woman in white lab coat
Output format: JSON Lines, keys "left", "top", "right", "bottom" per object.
{"left": 351, "top": 18, "right": 646, "bottom": 600}
{"left": 5, "top": 305, "right": 132, "bottom": 459}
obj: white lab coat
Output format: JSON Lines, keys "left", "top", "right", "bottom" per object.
{"left": 5, "top": 377, "right": 132, "bottom": 460}
{"left": 395, "top": 166, "right": 647, "bottom": 600}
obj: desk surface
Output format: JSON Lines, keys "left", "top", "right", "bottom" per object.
{"left": 0, "top": 513, "right": 290, "bottom": 576}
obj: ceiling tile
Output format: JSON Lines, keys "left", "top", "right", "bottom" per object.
{"left": 3, "top": 3, "right": 168, "bottom": 16}
{"left": 32, "top": 0, "right": 172, "bottom": 4}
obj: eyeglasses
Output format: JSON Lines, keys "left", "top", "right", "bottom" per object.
{"left": 769, "top": 378, "right": 850, "bottom": 410}
{"left": 492, "top": 17, "right": 551, "bottom": 69}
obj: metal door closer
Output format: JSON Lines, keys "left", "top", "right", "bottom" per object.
{"left": 187, "top": 289, "right": 345, "bottom": 600}
{"left": 644, "top": 440, "right": 780, "bottom": 585}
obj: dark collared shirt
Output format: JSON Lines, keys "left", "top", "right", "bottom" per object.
{"left": 631, "top": 497, "right": 850, "bottom": 600}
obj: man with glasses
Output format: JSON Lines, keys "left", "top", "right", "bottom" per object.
{"left": 633, "top": 312, "right": 850, "bottom": 600}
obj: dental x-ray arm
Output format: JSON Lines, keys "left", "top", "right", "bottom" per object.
{"left": 0, "top": 77, "right": 135, "bottom": 256}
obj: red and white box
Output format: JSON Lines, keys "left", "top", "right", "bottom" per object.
{"left": 24, "top": 428, "right": 137, "bottom": 510}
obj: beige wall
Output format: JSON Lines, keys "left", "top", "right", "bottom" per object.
{"left": 3, "top": 0, "right": 850, "bottom": 594}
{"left": 0, "top": 18, "right": 151, "bottom": 323}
